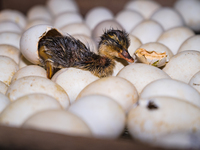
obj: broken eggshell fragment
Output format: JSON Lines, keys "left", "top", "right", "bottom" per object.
{"left": 134, "top": 48, "right": 168, "bottom": 67}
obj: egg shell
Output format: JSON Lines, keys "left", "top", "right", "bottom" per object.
{"left": 6, "top": 76, "right": 70, "bottom": 109}
{"left": 77, "top": 76, "right": 138, "bottom": 113}
{"left": 46, "top": 0, "right": 79, "bottom": 16}
{"left": 0, "top": 93, "right": 10, "bottom": 113}
{"left": 25, "top": 19, "right": 52, "bottom": 30}
{"left": 61, "top": 23, "right": 91, "bottom": 37}
{"left": 124, "top": 0, "right": 161, "bottom": 19}
{"left": 0, "top": 56, "right": 19, "bottom": 85}
{"left": 178, "top": 35, "right": 200, "bottom": 53}
{"left": 115, "top": 10, "right": 144, "bottom": 33}
{"left": 127, "top": 96, "right": 200, "bottom": 143}
{"left": 22, "top": 109, "right": 92, "bottom": 137}
{"left": 189, "top": 71, "right": 200, "bottom": 94}
{"left": 0, "top": 93, "right": 62, "bottom": 127}
{"left": 0, "top": 9, "right": 27, "bottom": 29}
{"left": 18, "top": 55, "right": 34, "bottom": 69}
{"left": 0, "top": 81, "right": 8, "bottom": 94}
{"left": 112, "top": 61, "right": 125, "bottom": 76}
{"left": 163, "top": 50, "right": 200, "bottom": 83}
{"left": 91, "top": 19, "right": 123, "bottom": 45}
{"left": 0, "top": 44, "right": 21, "bottom": 64}
{"left": 53, "top": 12, "right": 83, "bottom": 29}
{"left": 117, "top": 63, "right": 170, "bottom": 94}
{"left": 10, "top": 65, "right": 47, "bottom": 84}
{"left": 0, "top": 21, "right": 22, "bottom": 34}
{"left": 130, "top": 20, "right": 164, "bottom": 44}
{"left": 174, "top": 0, "right": 200, "bottom": 32}
{"left": 0, "top": 32, "right": 21, "bottom": 49}
{"left": 150, "top": 7, "right": 184, "bottom": 31}
{"left": 128, "top": 35, "right": 142, "bottom": 56}
{"left": 20, "top": 24, "right": 59, "bottom": 64}
{"left": 52, "top": 68, "right": 99, "bottom": 104}
{"left": 85, "top": 7, "right": 114, "bottom": 30}
{"left": 68, "top": 95, "right": 125, "bottom": 139}
{"left": 157, "top": 27, "right": 195, "bottom": 55}
{"left": 27, "top": 5, "right": 52, "bottom": 21}
{"left": 140, "top": 78, "right": 200, "bottom": 108}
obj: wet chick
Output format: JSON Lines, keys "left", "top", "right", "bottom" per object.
{"left": 38, "top": 28, "right": 134, "bottom": 79}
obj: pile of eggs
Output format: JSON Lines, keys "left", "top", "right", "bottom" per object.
{"left": 0, "top": 0, "right": 200, "bottom": 149}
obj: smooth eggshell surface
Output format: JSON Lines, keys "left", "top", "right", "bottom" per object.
{"left": 0, "top": 32, "right": 21, "bottom": 49}
{"left": 77, "top": 76, "right": 138, "bottom": 113}
{"left": 189, "top": 71, "right": 200, "bottom": 94}
{"left": 0, "top": 81, "right": 8, "bottom": 94}
{"left": 163, "top": 50, "right": 200, "bottom": 83}
{"left": 0, "top": 93, "right": 62, "bottom": 127}
{"left": 117, "top": 63, "right": 170, "bottom": 94}
{"left": 128, "top": 35, "right": 142, "bottom": 56}
{"left": 0, "top": 93, "right": 10, "bottom": 113}
{"left": 140, "top": 78, "right": 200, "bottom": 108}
{"left": 6, "top": 76, "right": 70, "bottom": 109}
{"left": 22, "top": 109, "right": 92, "bottom": 137}
{"left": 0, "top": 21, "right": 22, "bottom": 34}
{"left": 68, "top": 95, "right": 125, "bottom": 139}
{"left": 127, "top": 97, "right": 200, "bottom": 144}
{"left": 52, "top": 68, "right": 99, "bottom": 104}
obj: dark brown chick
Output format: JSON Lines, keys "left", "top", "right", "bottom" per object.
{"left": 38, "top": 28, "right": 134, "bottom": 79}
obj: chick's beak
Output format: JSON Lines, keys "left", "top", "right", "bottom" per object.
{"left": 119, "top": 49, "right": 134, "bottom": 63}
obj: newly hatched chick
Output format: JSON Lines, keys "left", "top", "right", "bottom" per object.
{"left": 38, "top": 28, "right": 134, "bottom": 79}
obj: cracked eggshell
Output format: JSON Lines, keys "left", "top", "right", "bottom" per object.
{"left": 52, "top": 68, "right": 99, "bottom": 104}
{"left": 130, "top": 20, "right": 164, "bottom": 44}
{"left": 0, "top": 93, "right": 62, "bottom": 127}
{"left": 6, "top": 76, "right": 70, "bottom": 109}
{"left": 20, "top": 24, "right": 60, "bottom": 64}
{"left": 127, "top": 96, "right": 200, "bottom": 144}
{"left": 157, "top": 27, "right": 195, "bottom": 55}
{"left": 178, "top": 35, "right": 200, "bottom": 53}
{"left": 77, "top": 76, "right": 138, "bottom": 113}
{"left": 0, "top": 81, "right": 8, "bottom": 94}
{"left": 10, "top": 65, "right": 47, "bottom": 84}
{"left": 163, "top": 50, "right": 200, "bottom": 83}
{"left": 22, "top": 109, "right": 92, "bottom": 137}
{"left": 140, "top": 78, "right": 200, "bottom": 108}
{"left": 0, "top": 93, "right": 10, "bottom": 113}
{"left": 189, "top": 71, "right": 200, "bottom": 94}
{"left": 0, "top": 56, "right": 19, "bottom": 85}
{"left": 0, "top": 32, "right": 21, "bottom": 49}
{"left": 68, "top": 95, "right": 125, "bottom": 139}
{"left": 117, "top": 63, "right": 170, "bottom": 94}
{"left": 0, "top": 44, "right": 21, "bottom": 64}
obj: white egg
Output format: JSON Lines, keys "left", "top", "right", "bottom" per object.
{"left": 0, "top": 44, "right": 20, "bottom": 64}
{"left": 163, "top": 50, "right": 200, "bottom": 83}
{"left": 112, "top": 61, "right": 126, "bottom": 76}
{"left": 22, "top": 109, "right": 92, "bottom": 137}
{"left": 117, "top": 63, "right": 170, "bottom": 94}
{"left": 0, "top": 93, "right": 62, "bottom": 127}
{"left": 25, "top": 19, "right": 52, "bottom": 30}
{"left": 128, "top": 34, "right": 142, "bottom": 56}
{"left": 124, "top": 0, "right": 161, "bottom": 19}
{"left": 0, "top": 9, "right": 27, "bottom": 29}
{"left": 189, "top": 71, "right": 200, "bottom": 94}
{"left": 18, "top": 55, "right": 33, "bottom": 69}
{"left": 130, "top": 20, "right": 164, "bottom": 44}
{"left": 6, "top": 76, "right": 70, "bottom": 109}
{"left": 85, "top": 7, "right": 114, "bottom": 30}
{"left": 174, "top": 0, "right": 200, "bottom": 32}
{"left": 0, "top": 21, "right": 22, "bottom": 34}
{"left": 127, "top": 96, "right": 200, "bottom": 144}
{"left": 0, "top": 93, "right": 10, "bottom": 113}
{"left": 0, "top": 32, "right": 21, "bottom": 49}
{"left": 46, "top": 0, "right": 79, "bottom": 16}
{"left": 0, "top": 81, "right": 8, "bottom": 94}
{"left": 27, "top": 5, "right": 52, "bottom": 21}
{"left": 0, "top": 56, "right": 18, "bottom": 85}
{"left": 53, "top": 12, "right": 83, "bottom": 29}
{"left": 61, "top": 23, "right": 91, "bottom": 37}
{"left": 140, "top": 78, "right": 200, "bottom": 108}
{"left": 10, "top": 65, "right": 47, "bottom": 84}
{"left": 115, "top": 10, "right": 144, "bottom": 33}
{"left": 91, "top": 19, "right": 123, "bottom": 45}
{"left": 20, "top": 24, "right": 60, "bottom": 64}
{"left": 77, "top": 76, "right": 138, "bottom": 113}
{"left": 178, "top": 35, "right": 200, "bottom": 53}
{"left": 157, "top": 27, "right": 195, "bottom": 55}
{"left": 150, "top": 7, "right": 184, "bottom": 31}
{"left": 52, "top": 68, "right": 99, "bottom": 104}
{"left": 68, "top": 95, "right": 125, "bottom": 139}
